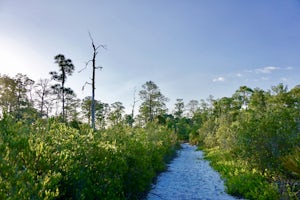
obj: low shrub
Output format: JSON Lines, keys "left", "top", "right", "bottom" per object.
{"left": 0, "top": 117, "right": 178, "bottom": 199}
{"left": 204, "top": 148, "right": 280, "bottom": 200}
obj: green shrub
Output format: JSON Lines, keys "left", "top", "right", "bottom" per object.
{"left": 204, "top": 148, "right": 280, "bottom": 200}
{"left": 0, "top": 117, "right": 177, "bottom": 199}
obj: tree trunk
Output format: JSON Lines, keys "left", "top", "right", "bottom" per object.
{"left": 40, "top": 94, "right": 44, "bottom": 117}
{"left": 91, "top": 42, "right": 96, "bottom": 131}
{"left": 62, "top": 67, "right": 66, "bottom": 121}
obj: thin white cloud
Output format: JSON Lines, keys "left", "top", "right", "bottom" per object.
{"left": 236, "top": 73, "right": 242, "bottom": 77}
{"left": 212, "top": 76, "right": 225, "bottom": 82}
{"left": 285, "top": 66, "right": 293, "bottom": 70}
{"left": 280, "top": 77, "right": 288, "bottom": 82}
{"left": 255, "top": 66, "right": 279, "bottom": 74}
{"left": 211, "top": 65, "right": 288, "bottom": 84}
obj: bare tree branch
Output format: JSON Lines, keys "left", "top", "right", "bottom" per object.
{"left": 78, "top": 60, "right": 93, "bottom": 73}
{"left": 96, "top": 44, "right": 107, "bottom": 51}
{"left": 82, "top": 81, "right": 91, "bottom": 91}
{"left": 88, "top": 31, "right": 94, "bottom": 44}
{"left": 89, "top": 31, "right": 107, "bottom": 51}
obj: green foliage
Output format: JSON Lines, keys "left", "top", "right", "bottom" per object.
{"left": 176, "top": 117, "right": 192, "bottom": 141}
{"left": 281, "top": 148, "right": 300, "bottom": 199}
{"left": 107, "top": 101, "right": 125, "bottom": 126}
{"left": 0, "top": 115, "right": 177, "bottom": 199}
{"left": 0, "top": 74, "right": 37, "bottom": 121}
{"left": 0, "top": 116, "right": 60, "bottom": 200}
{"left": 2, "top": 69, "right": 299, "bottom": 200}
{"left": 138, "top": 81, "right": 168, "bottom": 123}
{"left": 50, "top": 54, "right": 75, "bottom": 121}
{"left": 191, "top": 84, "right": 300, "bottom": 199}
{"left": 282, "top": 148, "right": 300, "bottom": 178}
{"left": 204, "top": 148, "right": 280, "bottom": 200}
{"left": 236, "top": 107, "right": 298, "bottom": 170}
{"left": 81, "top": 96, "right": 107, "bottom": 127}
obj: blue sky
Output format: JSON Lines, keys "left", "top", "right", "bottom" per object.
{"left": 1, "top": 1, "right": 300, "bottom": 113}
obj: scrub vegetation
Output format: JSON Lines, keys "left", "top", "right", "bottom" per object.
{"left": 190, "top": 84, "right": 300, "bottom": 199}
{"left": 0, "top": 54, "right": 299, "bottom": 199}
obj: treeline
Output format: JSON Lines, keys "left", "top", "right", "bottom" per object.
{"left": 0, "top": 66, "right": 199, "bottom": 136}
{"left": 188, "top": 84, "right": 300, "bottom": 199}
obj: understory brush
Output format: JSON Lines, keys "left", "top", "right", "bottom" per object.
{"left": 0, "top": 117, "right": 178, "bottom": 199}
{"left": 204, "top": 147, "right": 280, "bottom": 200}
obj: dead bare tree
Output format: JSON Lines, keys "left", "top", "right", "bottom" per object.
{"left": 79, "top": 32, "right": 106, "bottom": 130}
{"left": 131, "top": 87, "right": 139, "bottom": 119}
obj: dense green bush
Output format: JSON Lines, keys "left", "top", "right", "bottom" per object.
{"left": 204, "top": 148, "right": 279, "bottom": 200}
{"left": 191, "top": 84, "right": 300, "bottom": 199}
{"left": 0, "top": 117, "right": 177, "bottom": 199}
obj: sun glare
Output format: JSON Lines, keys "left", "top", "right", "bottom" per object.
{"left": 0, "top": 34, "right": 49, "bottom": 79}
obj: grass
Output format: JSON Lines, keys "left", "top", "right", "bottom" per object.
{"left": 203, "top": 147, "right": 280, "bottom": 200}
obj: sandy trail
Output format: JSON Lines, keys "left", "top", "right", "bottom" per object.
{"left": 146, "top": 143, "right": 238, "bottom": 200}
